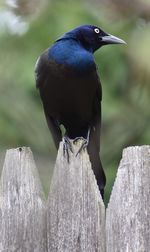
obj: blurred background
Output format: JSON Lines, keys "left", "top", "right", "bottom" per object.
{"left": 0, "top": 0, "right": 150, "bottom": 204}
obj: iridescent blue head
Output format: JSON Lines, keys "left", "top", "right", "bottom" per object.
{"left": 49, "top": 25, "right": 126, "bottom": 73}
{"left": 57, "top": 24, "right": 126, "bottom": 52}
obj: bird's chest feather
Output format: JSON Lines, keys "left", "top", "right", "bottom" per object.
{"left": 43, "top": 65, "right": 97, "bottom": 115}
{"left": 48, "top": 40, "right": 95, "bottom": 73}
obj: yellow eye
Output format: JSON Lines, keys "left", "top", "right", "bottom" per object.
{"left": 94, "top": 28, "right": 100, "bottom": 34}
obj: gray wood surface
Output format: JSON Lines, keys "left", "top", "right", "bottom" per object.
{"left": 1, "top": 144, "right": 149, "bottom": 252}
{"left": 106, "top": 146, "right": 150, "bottom": 252}
{"left": 47, "top": 140, "right": 105, "bottom": 252}
{"left": 0, "top": 147, "right": 47, "bottom": 252}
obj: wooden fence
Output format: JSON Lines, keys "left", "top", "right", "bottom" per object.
{"left": 0, "top": 141, "right": 149, "bottom": 252}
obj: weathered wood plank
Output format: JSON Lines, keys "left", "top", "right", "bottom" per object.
{"left": 106, "top": 146, "right": 150, "bottom": 252}
{"left": 0, "top": 147, "right": 47, "bottom": 252}
{"left": 47, "top": 140, "right": 105, "bottom": 252}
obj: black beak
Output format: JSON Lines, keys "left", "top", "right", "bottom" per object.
{"left": 101, "top": 34, "right": 126, "bottom": 45}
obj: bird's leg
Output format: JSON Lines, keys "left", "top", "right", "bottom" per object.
{"left": 62, "top": 135, "right": 73, "bottom": 163}
{"left": 74, "top": 128, "right": 91, "bottom": 156}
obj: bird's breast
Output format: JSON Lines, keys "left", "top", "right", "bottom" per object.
{"left": 40, "top": 65, "right": 97, "bottom": 124}
{"left": 48, "top": 40, "right": 95, "bottom": 74}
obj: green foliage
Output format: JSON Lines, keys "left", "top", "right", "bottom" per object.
{"left": 0, "top": 0, "right": 150, "bottom": 202}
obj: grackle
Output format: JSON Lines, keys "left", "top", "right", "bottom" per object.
{"left": 35, "top": 25, "right": 126, "bottom": 199}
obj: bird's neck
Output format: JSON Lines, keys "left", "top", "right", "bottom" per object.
{"left": 48, "top": 39, "right": 95, "bottom": 73}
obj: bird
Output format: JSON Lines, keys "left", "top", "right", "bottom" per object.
{"left": 35, "top": 25, "right": 126, "bottom": 199}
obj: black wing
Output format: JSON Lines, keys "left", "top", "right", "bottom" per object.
{"left": 35, "top": 50, "right": 49, "bottom": 89}
{"left": 35, "top": 50, "right": 62, "bottom": 149}
{"left": 87, "top": 71, "right": 106, "bottom": 193}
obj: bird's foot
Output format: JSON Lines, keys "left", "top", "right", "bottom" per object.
{"left": 75, "top": 138, "right": 89, "bottom": 156}
{"left": 62, "top": 136, "right": 73, "bottom": 163}
{"left": 73, "top": 128, "right": 90, "bottom": 156}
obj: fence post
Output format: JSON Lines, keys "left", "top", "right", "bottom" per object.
{"left": 1, "top": 145, "right": 149, "bottom": 251}
{"left": 0, "top": 147, "right": 47, "bottom": 252}
{"left": 47, "top": 140, "right": 105, "bottom": 252}
{"left": 106, "top": 146, "right": 150, "bottom": 252}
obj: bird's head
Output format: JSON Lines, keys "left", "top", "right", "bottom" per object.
{"left": 57, "top": 25, "right": 126, "bottom": 52}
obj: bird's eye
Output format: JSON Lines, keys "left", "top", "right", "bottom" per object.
{"left": 94, "top": 28, "right": 100, "bottom": 34}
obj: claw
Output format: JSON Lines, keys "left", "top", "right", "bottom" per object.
{"left": 75, "top": 138, "right": 89, "bottom": 156}
{"left": 74, "top": 128, "right": 91, "bottom": 156}
{"left": 73, "top": 136, "right": 85, "bottom": 144}
{"left": 62, "top": 136, "right": 73, "bottom": 163}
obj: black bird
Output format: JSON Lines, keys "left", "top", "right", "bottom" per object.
{"left": 35, "top": 25, "right": 125, "bottom": 199}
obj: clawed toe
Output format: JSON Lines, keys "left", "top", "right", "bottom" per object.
{"left": 62, "top": 128, "right": 91, "bottom": 160}
{"left": 73, "top": 137, "right": 85, "bottom": 144}
{"left": 62, "top": 136, "right": 73, "bottom": 163}
{"left": 74, "top": 128, "right": 90, "bottom": 156}
{"left": 75, "top": 139, "right": 88, "bottom": 156}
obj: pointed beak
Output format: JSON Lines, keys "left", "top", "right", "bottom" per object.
{"left": 101, "top": 34, "right": 126, "bottom": 45}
